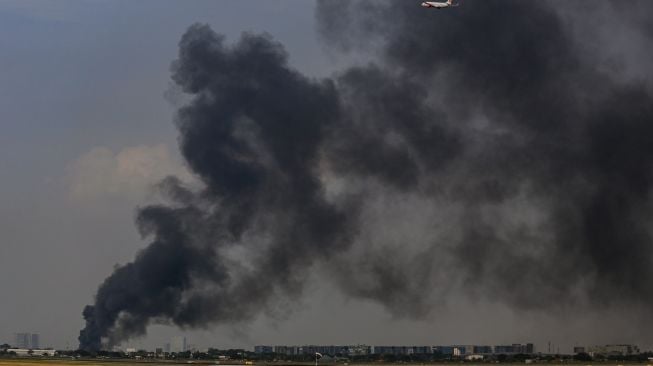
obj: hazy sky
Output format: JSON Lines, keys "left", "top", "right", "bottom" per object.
{"left": 0, "top": 0, "right": 329, "bottom": 350}
{"left": 2, "top": 0, "right": 653, "bottom": 353}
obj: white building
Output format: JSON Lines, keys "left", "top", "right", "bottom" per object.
{"left": 8, "top": 348, "right": 55, "bottom": 357}
{"left": 465, "top": 355, "right": 484, "bottom": 361}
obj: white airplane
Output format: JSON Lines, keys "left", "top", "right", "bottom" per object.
{"left": 421, "top": 0, "right": 458, "bottom": 9}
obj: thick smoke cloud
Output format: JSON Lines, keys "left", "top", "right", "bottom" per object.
{"left": 316, "top": 0, "right": 653, "bottom": 311}
{"left": 80, "top": 25, "right": 354, "bottom": 350}
{"left": 81, "top": 1, "right": 653, "bottom": 350}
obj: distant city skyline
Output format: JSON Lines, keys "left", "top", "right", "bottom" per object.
{"left": 253, "top": 344, "right": 537, "bottom": 356}
{"left": 3, "top": 338, "right": 645, "bottom": 358}
{"left": 0, "top": 332, "right": 646, "bottom": 358}
{"left": 12, "top": 333, "right": 40, "bottom": 350}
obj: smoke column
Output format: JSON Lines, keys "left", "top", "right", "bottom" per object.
{"left": 80, "top": 0, "right": 653, "bottom": 350}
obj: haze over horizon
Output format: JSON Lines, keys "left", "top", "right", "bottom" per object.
{"left": 2, "top": 0, "right": 653, "bottom": 353}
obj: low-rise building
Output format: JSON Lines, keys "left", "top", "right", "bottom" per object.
{"left": 493, "top": 343, "right": 534, "bottom": 354}
{"left": 7, "top": 348, "right": 56, "bottom": 357}
{"left": 372, "top": 346, "right": 408, "bottom": 355}
{"left": 433, "top": 346, "right": 455, "bottom": 355}
{"left": 465, "top": 354, "right": 484, "bottom": 361}
{"left": 254, "top": 345, "right": 273, "bottom": 354}
{"left": 347, "top": 345, "right": 371, "bottom": 356}
{"left": 473, "top": 346, "right": 493, "bottom": 354}
{"left": 494, "top": 345, "right": 514, "bottom": 354}
{"left": 587, "top": 344, "right": 639, "bottom": 357}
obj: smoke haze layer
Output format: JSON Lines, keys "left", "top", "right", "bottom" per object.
{"left": 80, "top": 0, "right": 653, "bottom": 350}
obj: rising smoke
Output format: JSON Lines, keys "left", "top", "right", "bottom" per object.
{"left": 80, "top": 0, "right": 653, "bottom": 350}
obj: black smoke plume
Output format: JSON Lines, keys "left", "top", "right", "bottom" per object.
{"left": 80, "top": 1, "right": 653, "bottom": 350}
{"left": 79, "top": 25, "right": 354, "bottom": 350}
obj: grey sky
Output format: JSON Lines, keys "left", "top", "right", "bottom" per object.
{"left": 0, "top": 0, "right": 327, "bottom": 350}
{"left": 1, "top": 0, "right": 653, "bottom": 353}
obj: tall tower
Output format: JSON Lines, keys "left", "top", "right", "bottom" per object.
{"left": 31, "top": 334, "right": 40, "bottom": 349}
{"left": 172, "top": 336, "right": 188, "bottom": 352}
{"left": 14, "top": 333, "right": 30, "bottom": 348}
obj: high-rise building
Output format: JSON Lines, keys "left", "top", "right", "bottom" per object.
{"left": 172, "top": 336, "right": 187, "bottom": 353}
{"left": 30, "top": 334, "right": 40, "bottom": 349}
{"left": 14, "top": 333, "right": 30, "bottom": 348}
{"left": 13, "top": 333, "right": 39, "bottom": 349}
{"left": 525, "top": 343, "right": 535, "bottom": 354}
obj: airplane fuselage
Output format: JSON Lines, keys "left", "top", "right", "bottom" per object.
{"left": 421, "top": 1, "right": 452, "bottom": 8}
